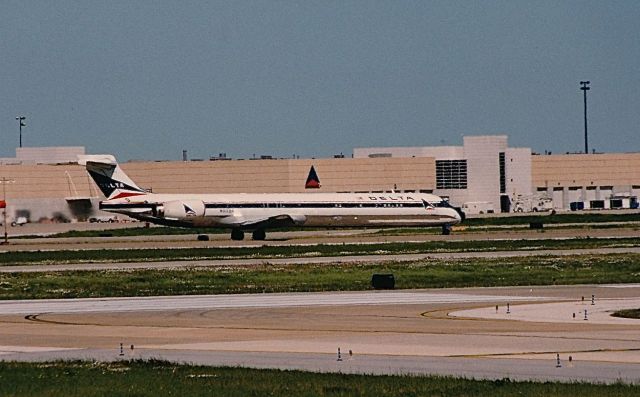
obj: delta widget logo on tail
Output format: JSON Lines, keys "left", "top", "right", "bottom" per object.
{"left": 305, "top": 165, "right": 321, "bottom": 189}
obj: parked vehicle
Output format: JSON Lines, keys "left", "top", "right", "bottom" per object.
{"left": 89, "top": 216, "right": 118, "bottom": 223}
{"left": 462, "top": 201, "right": 495, "bottom": 215}
{"left": 11, "top": 216, "right": 28, "bottom": 227}
{"left": 513, "top": 194, "right": 553, "bottom": 213}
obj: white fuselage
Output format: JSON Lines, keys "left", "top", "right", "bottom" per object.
{"left": 100, "top": 192, "right": 463, "bottom": 229}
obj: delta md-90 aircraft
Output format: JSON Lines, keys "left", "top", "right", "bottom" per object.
{"left": 79, "top": 155, "right": 464, "bottom": 240}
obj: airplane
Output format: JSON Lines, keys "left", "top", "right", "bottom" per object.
{"left": 79, "top": 155, "right": 465, "bottom": 240}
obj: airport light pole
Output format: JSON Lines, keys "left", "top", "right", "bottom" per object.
{"left": 15, "top": 116, "right": 26, "bottom": 148}
{"left": 0, "top": 178, "right": 15, "bottom": 244}
{"left": 579, "top": 81, "right": 590, "bottom": 154}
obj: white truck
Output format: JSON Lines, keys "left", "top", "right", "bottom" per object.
{"left": 11, "top": 216, "right": 28, "bottom": 226}
{"left": 461, "top": 201, "right": 495, "bottom": 215}
{"left": 513, "top": 194, "right": 553, "bottom": 213}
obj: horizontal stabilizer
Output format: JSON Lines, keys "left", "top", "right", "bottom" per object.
{"left": 77, "top": 155, "right": 117, "bottom": 166}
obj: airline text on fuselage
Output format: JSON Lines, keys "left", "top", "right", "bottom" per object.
{"left": 365, "top": 196, "right": 417, "bottom": 201}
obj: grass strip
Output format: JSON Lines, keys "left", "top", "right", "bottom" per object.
{"left": 0, "top": 361, "right": 640, "bottom": 397}
{"left": 33, "top": 226, "right": 229, "bottom": 238}
{"left": 1, "top": 237, "right": 639, "bottom": 266}
{"left": 0, "top": 360, "right": 637, "bottom": 397}
{"left": 378, "top": 222, "right": 640, "bottom": 236}
{"left": 462, "top": 212, "right": 640, "bottom": 226}
{"left": 1, "top": 254, "right": 639, "bottom": 299}
{"left": 611, "top": 309, "right": 640, "bottom": 319}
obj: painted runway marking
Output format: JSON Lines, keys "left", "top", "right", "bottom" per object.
{"left": 0, "top": 346, "right": 80, "bottom": 355}
{"left": 598, "top": 284, "right": 640, "bottom": 289}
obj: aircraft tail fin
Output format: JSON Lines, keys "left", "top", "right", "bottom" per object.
{"left": 78, "top": 155, "right": 146, "bottom": 199}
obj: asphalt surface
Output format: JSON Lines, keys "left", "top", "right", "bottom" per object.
{"left": 0, "top": 291, "right": 554, "bottom": 315}
{"left": 1, "top": 286, "right": 640, "bottom": 384}
{"left": 1, "top": 223, "right": 640, "bottom": 385}
{"left": 3, "top": 349, "right": 639, "bottom": 384}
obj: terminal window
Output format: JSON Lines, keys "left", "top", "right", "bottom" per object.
{"left": 436, "top": 160, "right": 467, "bottom": 189}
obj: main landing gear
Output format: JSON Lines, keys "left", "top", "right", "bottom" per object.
{"left": 441, "top": 224, "right": 452, "bottom": 235}
{"left": 231, "top": 229, "right": 245, "bottom": 241}
{"left": 230, "top": 229, "right": 266, "bottom": 241}
{"left": 252, "top": 229, "right": 266, "bottom": 241}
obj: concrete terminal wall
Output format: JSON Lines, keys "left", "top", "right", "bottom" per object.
{"left": 532, "top": 153, "right": 640, "bottom": 209}
{"left": 2, "top": 151, "right": 640, "bottom": 222}
{"left": 123, "top": 157, "right": 435, "bottom": 194}
{"left": 0, "top": 164, "right": 95, "bottom": 200}
{"left": 532, "top": 154, "right": 640, "bottom": 188}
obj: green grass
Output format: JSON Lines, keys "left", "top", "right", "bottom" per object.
{"left": 377, "top": 222, "right": 640, "bottom": 236}
{"left": 611, "top": 309, "right": 640, "bottom": 319}
{"left": 2, "top": 254, "right": 639, "bottom": 299}
{"left": 1, "top": 237, "right": 638, "bottom": 266}
{"left": 375, "top": 213, "right": 640, "bottom": 235}
{"left": 22, "top": 225, "right": 320, "bottom": 239}
{"left": 0, "top": 360, "right": 637, "bottom": 397}
{"left": 39, "top": 226, "right": 229, "bottom": 238}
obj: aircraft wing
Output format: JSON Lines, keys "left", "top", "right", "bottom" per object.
{"left": 224, "top": 214, "right": 307, "bottom": 229}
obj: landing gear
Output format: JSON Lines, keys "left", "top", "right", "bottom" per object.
{"left": 252, "top": 229, "right": 266, "bottom": 241}
{"left": 441, "top": 224, "right": 452, "bottom": 235}
{"left": 231, "top": 229, "right": 266, "bottom": 240}
{"left": 231, "top": 229, "right": 245, "bottom": 241}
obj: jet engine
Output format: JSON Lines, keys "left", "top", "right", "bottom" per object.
{"left": 155, "top": 200, "right": 205, "bottom": 219}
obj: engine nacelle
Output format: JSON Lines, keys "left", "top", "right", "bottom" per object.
{"left": 156, "top": 200, "right": 205, "bottom": 219}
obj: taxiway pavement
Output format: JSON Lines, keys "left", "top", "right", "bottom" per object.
{"left": 1, "top": 225, "right": 640, "bottom": 383}
{"left": 1, "top": 286, "right": 639, "bottom": 383}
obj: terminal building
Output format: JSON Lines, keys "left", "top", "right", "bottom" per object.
{"left": 355, "top": 135, "right": 532, "bottom": 214}
{"left": 355, "top": 135, "right": 640, "bottom": 214}
{"left": 0, "top": 135, "right": 638, "bottom": 223}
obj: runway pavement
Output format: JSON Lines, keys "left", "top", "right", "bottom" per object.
{"left": 452, "top": 296, "right": 640, "bottom": 325}
{"left": 1, "top": 286, "right": 639, "bottom": 383}
{"left": 1, "top": 224, "right": 640, "bottom": 384}
{"left": 2, "top": 349, "right": 639, "bottom": 384}
{"left": 0, "top": 290, "right": 554, "bottom": 315}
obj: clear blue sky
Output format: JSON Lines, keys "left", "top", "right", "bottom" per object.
{"left": 1, "top": 1, "right": 639, "bottom": 161}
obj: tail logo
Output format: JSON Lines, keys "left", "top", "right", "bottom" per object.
{"left": 305, "top": 165, "right": 321, "bottom": 189}
{"left": 88, "top": 170, "right": 144, "bottom": 198}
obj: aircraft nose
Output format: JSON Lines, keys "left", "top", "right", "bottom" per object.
{"left": 450, "top": 207, "right": 465, "bottom": 224}
{"left": 456, "top": 207, "right": 466, "bottom": 222}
